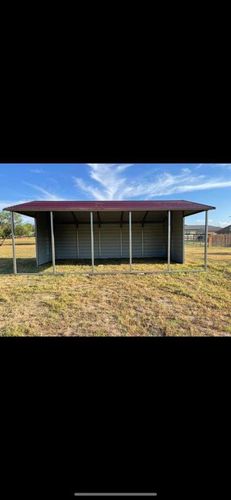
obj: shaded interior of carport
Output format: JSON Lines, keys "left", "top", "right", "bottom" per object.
{"left": 4, "top": 200, "right": 216, "bottom": 275}
{"left": 37, "top": 210, "right": 183, "bottom": 264}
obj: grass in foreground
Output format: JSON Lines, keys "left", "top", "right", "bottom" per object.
{"left": 0, "top": 238, "right": 231, "bottom": 336}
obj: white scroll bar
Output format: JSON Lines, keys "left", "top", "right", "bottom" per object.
{"left": 74, "top": 494, "right": 157, "bottom": 497}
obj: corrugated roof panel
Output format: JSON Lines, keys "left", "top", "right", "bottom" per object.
{"left": 3, "top": 200, "right": 216, "bottom": 213}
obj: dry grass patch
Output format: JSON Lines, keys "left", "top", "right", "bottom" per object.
{"left": 0, "top": 241, "right": 231, "bottom": 336}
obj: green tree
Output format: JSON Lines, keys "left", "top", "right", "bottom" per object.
{"left": 15, "top": 225, "right": 25, "bottom": 237}
{"left": 22, "top": 223, "right": 35, "bottom": 237}
{"left": 0, "top": 211, "right": 23, "bottom": 226}
{"left": 0, "top": 211, "right": 23, "bottom": 246}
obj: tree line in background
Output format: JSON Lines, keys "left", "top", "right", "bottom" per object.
{"left": 0, "top": 212, "right": 35, "bottom": 246}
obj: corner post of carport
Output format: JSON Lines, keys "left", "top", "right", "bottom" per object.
{"left": 182, "top": 211, "right": 185, "bottom": 264}
{"left": 34, "top": 213, "right": 39, "bottom": 268}
{"left": 97, "top": 211, "right": 101, "bottom": 258}
{"left": 204, "top": 210, "right": 208, "bottom": 270}
{"left": 129, "top": 211, "right": 132, "bottom": 272}
{"left": 120, "top": 211, "right": 123, "bottom": 258}
{"left": 90, "top": 211, "right": 94, "bottom": 273}
{"left": 11, "top": 211, "right": 17, "bottom": 274}
{"left": 50, "top": 211, "right": 56, "bottom": 274}
{"left": 141, "top": 211, "right": 149, "bottom": 258}
{"left": 141, "top": 225, "right": 144, "bottom": 258}
{"left": 167, "top": 210, "right": 171, "bottom": 271}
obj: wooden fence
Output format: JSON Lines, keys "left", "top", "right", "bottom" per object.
{"left": 208, "top": 233, "right": 231, "bottom": 247}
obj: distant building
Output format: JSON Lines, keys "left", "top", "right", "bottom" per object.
{"left": 184, "top": 225, "right": 220, "bottom": 242}
{"left": 216, "top": 224, "right": 231, "bottom": 234}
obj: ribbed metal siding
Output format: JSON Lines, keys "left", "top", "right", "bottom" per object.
{"left": 171, "top": 211, "right": 184, "bottom": 263}
{"left": 42, "top": 222, "right": 169, "bottom": 261}
{"left": 78, "top": 224, "right": 99, "bottom": 259}
{"left": 100, "top": 224, "right": 121, "bottom": 258}
{"left": 78, "top": 224, "right": 91, "bottom": 259}
{"left": 132, "top": 224, "right": 142, "bottom": 258}
{"left": 55, "top": 224, "right": 77, "bottom": 259}
{"left": 36, "top": 214, "right": 185, "bottom": 264}
{"left": 143, "top": 223, "right": 167, "bottom": 258}
{"left": 120, "top": 224, "right": 166, "bottom": 258}
{"left": 122, "top": 223, "right": 167, "bottom": 259}
{"left": 54, "top": 224, "right": 99, "bottom": 260}
{"left": 36, "top": 213, "right": 51, "bottom": 265}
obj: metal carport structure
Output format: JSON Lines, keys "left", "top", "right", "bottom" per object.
{"left": 3, "top": 200, "right": 216, "bottom": 275}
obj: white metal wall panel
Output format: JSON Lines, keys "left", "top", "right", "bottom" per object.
{"left": 100, "top": 224, "right": 121, "bottom": 258}
{"left": 121, "top": 224, "right": 129, "bottom": 257}
{"left": 143, "top": 223, "right": 167, "bottom": 258}
{"left": 121, "top": 223, "right": 145, "bottom": 258}
{"left": 78, "top": 224, "right": 99, "bottom": 259}
{"left": 54, "top": 224, "right": 77, "bottom": 259}
{"left": 93, "top": 226, "right": 99, "bottom": 259}
{"left": 171, "top": 211, "right": 184, "bottom": 263}
{"left": 122, "top": 223, "right": 166, "bottom": 258}
{"left": 36, "top": 213, "right": 51, "bottom": 265}
{"left": 163, "top": 218, "right": 168, "bottom": 260}
{"left": 78, "top": 224, "right": 91, "bottom": 259}
{"left": 36, "top": 219, "right": 172, "bottom": 262}
{"left": 132, "top": 224, "right": 142, "bottom": 257}
{"left": 54, "top": 224, "right": 100, "bottom": 260}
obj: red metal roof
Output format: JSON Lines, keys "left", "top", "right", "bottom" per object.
{"left": 3, "top": 200, "right": 215, "bottom": 214}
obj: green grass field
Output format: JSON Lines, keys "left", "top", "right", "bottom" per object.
{"left": 0, "top": 238, "right": 231, "bottom": 336}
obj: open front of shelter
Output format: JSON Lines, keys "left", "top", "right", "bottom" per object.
{"left": 3, "top": 200, "right": 215, "bottom": 275}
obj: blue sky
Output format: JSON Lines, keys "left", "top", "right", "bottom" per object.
{"left": 0, "top": 163, "right": 231, "bottom": 226}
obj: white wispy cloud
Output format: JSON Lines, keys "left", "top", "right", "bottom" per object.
{"left": 74, "top": 178, "right": 107, "bottom": 200}
{"left": 181, "top": 167, "right": 191, "bottom": 174}
{"left": 74, "top": 165, "right": 231, "bottom": 200}
{"left": 23, "top": 182, "right": 64, "bottom": 201}
{"left": 211, "top": 164, "right": 231, "bottom": 171}
{"left": 74, "top": 164, "right": 133, "bottom": 200}
{"left": 30, "top": 168, "right": 44, "bottom": 174}
{"left": 196, "top": 163, "right": 231, "bottom": 170}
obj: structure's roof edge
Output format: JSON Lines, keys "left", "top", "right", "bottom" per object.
{"left": 3, "top": 200, "right": 216, "bottom": 214}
